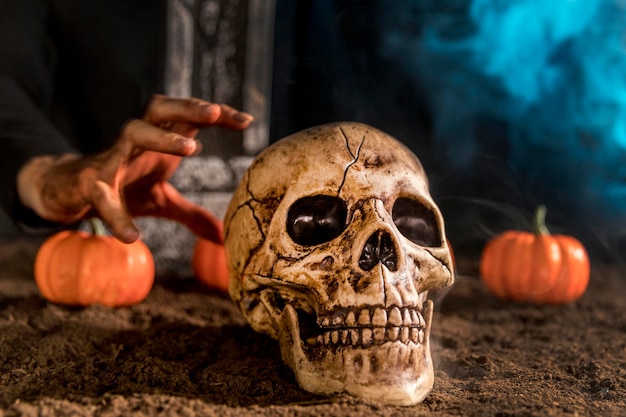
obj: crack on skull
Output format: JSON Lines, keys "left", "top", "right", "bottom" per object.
{"left": 268, "top": 252, "right": 342, "bottom": 300}
{"left": 337, "top": 127, "right": 365, "bottom": 197}
{"left": 245, "top": 201, "right": 265, "bottom": 238}
{"left": 225, "top": 175, "right": 267, "bottom": 245}
{"left": 244, "top": 183, "right": 270, "bottom": 241}
{"left": 224, "top": 198, "right": 267, "bottom": 278}
{"left": 275, "top": 250, "right": 319, "bottom": 265}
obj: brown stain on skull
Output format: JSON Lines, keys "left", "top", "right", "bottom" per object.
{"left": 309, "top": 256, "right": 335, "bottom": 272}
{"left": 363, "top": 154, "right": 393, "bottom": 169}
{"left": 325, "top": 279, "right": 339, "bottom": 300}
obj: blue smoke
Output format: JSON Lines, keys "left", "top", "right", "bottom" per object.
{"left": 374, "top": 0, "right": 626, "bottom": 250}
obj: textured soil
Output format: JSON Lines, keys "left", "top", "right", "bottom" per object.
{"left": 0, "top": 238, "right": 624, "bottom": 417}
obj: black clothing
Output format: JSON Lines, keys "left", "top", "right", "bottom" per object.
{"left": 0, "top": 0, "right": 166, "bottom": 227}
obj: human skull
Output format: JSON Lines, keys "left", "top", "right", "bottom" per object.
{"left": 224, "top": 122, "right": 454, "bottom": 406}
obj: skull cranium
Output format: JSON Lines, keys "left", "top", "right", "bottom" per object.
{"left": 224, "top": 122, "right": 454, "bottom": 405}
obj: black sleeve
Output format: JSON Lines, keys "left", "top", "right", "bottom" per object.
{"left": 0, "top": 0, "right": 78, "bottom": 230}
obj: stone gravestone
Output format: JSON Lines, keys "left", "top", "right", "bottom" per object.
{"left": 137, "top": 0, "right": 275, "bottom": 275}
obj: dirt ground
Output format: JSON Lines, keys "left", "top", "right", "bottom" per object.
{"left": 0, "top": 238, "right": 624, "bottom": 417}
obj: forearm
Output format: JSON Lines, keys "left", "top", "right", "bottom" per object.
{"left": 0, "top": 74, "right": 78, "bottom": 229}
{"left": 0, "top": 0, "right": 81, "bottom": 230}
{"left": 17, "top": 154, "right": 85, "bottom": 222}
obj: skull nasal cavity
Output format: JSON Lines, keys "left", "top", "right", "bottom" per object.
{"left": 358, "top": 230, "right": 398, "bottom": 272}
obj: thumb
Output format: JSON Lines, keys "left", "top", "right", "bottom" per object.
{"left": 156, "top": 182, "right": 224, "bottom": 243}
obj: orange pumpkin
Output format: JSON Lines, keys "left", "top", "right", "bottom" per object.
{"left": 192, "top": 221, "right": 229, "bottom": 292}
{"left": 479, "top": 206, "right": 589, "bottom": 304}
{"left": 34, "top": 218, "right": 155, "bottom": 307}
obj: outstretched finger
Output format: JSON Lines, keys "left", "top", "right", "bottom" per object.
{"left": 208, "top": 103, "right": 255, "bottom": 130}
{"left": 118, "top": 119, "right": 200, "bottom": 157}
{"left": 90, "top": 180, "right": 140, "bottom": 243}
{"left": 144, "top": 95, "right": 253, "bottom": 131}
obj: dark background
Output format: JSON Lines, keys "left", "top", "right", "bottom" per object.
{"left": 2, "top": 0, "right": 625, "bottom": 263}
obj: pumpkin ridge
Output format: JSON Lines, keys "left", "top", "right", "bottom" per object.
{"left": 479, "top": 206, "right": 590, "bottom": 304}
{"left": 34, "top": 225, "right": 154, "bottom": 307}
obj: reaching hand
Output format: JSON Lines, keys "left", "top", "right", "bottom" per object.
{"left": 17, "top": 94, "right": 253, "bottom": 243}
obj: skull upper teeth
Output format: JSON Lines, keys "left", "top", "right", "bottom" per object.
{"left": 307, "top": 306, "right": 426, "bottom": 347}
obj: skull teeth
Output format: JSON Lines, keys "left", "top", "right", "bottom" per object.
{"left": 309, "top": 326, "right": 425, "bottom": 347}
{"left": 307, "top": 306, "right": 426, "bottom": 347}
{"left": 320, "top": 306, "right": 425, "bottom": 329}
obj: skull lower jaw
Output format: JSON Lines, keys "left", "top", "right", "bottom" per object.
{"left": 278, "top": 301, "right": 435, "bottom": 406}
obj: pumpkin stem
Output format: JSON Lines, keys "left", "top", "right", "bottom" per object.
{"left": 533, "top": 205, "right": 550, "bottom": 236}
{"left": 89, "top": 218, "right": 108, "bottom": 236}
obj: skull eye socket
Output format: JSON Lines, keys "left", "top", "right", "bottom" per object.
{"left": 287, "top": 195, "right": 348, "bottom": 246}
{"left": 392, "top": 197, "right": 441, "bottom": 247}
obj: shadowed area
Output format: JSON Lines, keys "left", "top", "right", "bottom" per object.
{"left": 0, "top": 238, "right": 624, "bottom": 415}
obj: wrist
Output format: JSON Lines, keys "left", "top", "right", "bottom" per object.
{"left": 16, "top": 154, "right": 80, "bottom": 221}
